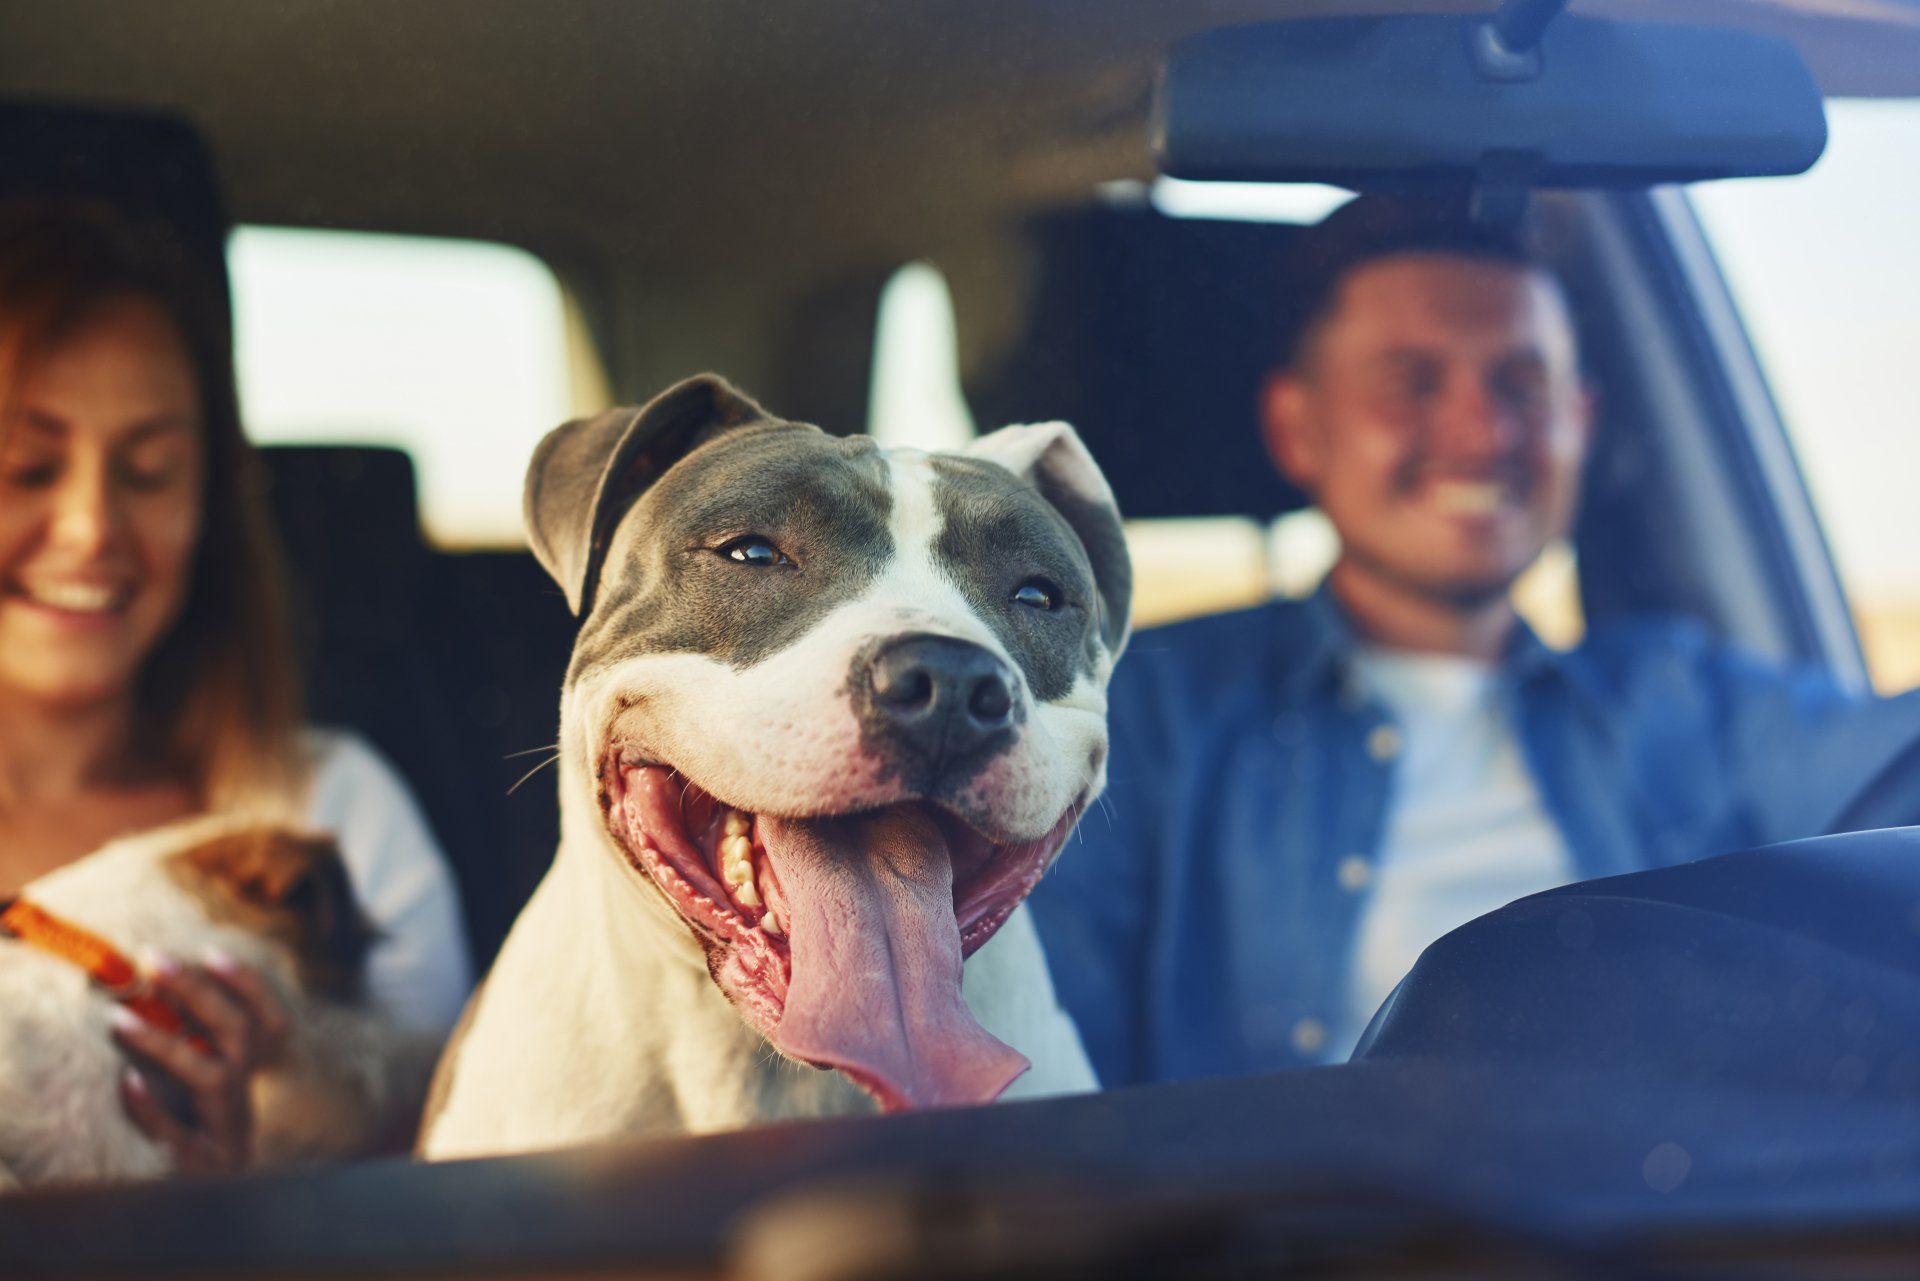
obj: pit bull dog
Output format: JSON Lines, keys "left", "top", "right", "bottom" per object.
{"left": 420, "top": 374, "right": 1131, "bottom": 1158}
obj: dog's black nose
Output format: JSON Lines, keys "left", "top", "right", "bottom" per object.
{"left": 865, "top": 635, "right": 1018, "bottom": 764}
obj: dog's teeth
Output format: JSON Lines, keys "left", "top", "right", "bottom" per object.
{"left": 716, "top": 819, "right": 764, "bottom": 909}
{"left": 762, "top": 905, "right": 784, "bottom": 937}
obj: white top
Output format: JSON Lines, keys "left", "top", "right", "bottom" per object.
{"left": 303, "top": 729, "right": 472, "bottom": 1039}
{"left": 1333, "top": 647, "right": 1576, "bottom": 1060}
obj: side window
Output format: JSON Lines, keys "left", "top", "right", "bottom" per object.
{"left": 1691, "top": 101, "right": 1920, "bottom": 690}
{"left": 229, "top": 226, "right": 607, "bottom": 547}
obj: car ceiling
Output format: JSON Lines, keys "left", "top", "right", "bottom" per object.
{"left": 2, "top": 0, "right": 1916, "bottom": 400}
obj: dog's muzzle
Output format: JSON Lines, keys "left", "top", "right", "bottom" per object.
{"left": 856, "top": 634, "right": 1018, "bottom": 779}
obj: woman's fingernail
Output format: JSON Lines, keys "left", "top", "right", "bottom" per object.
{"left": 109, "top": 1006, "right": 146, "bottom": 1036}
{"left": 122, "top": 1066, "right": 147, "bottom": 1097}
{"left": 204, "top": 946, "right": 240, "bottom": 974}
{"left": 150, "top": 952, "right": 182, "bottom": 979}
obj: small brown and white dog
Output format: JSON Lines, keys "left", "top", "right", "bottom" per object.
{"left": 0, "top": 818, "right": 394, "bottom": 1190}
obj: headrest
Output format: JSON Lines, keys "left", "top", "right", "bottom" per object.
{"left": 0, "top": 100, "right": 231, "bottom": 322}
{"left": 968, "top": 204, "right": 1310, "bottom": 523}
{"left": 260, "top": 446, "right": 426, "bottom": 579}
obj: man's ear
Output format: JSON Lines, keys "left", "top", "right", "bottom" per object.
{"left": 523, "top": 374, "right": 772, "bottom": 615}
{"left": 1260, "top": 369, "right": 1321, "bottom": 495}
{"left": 964, "top": 421, "right": 1133, "bottom": 661}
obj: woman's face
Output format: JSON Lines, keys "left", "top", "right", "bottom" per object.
{"left": 0, "top": 294, "right": 205, "bottom": 713}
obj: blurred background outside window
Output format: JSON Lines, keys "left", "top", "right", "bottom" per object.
{"left": 1692, "top": 99, "right": 1920, "bottom": 691}
{"left": 230, "top": 226, "right": 597, "bottom": 547}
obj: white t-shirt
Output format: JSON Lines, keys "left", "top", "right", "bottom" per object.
{"left": 302, "top": 729, "right": 472, "bottom": 1041}
{"left": 1333, "top": 648, "right": 1576, "bottom": 1059}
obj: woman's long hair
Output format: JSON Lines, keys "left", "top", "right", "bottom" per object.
{"left": 0, "top": 202, "right": 305, "bottom": 813}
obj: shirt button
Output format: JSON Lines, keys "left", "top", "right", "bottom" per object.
{"left": 1290, "top": 1016, "right": 1327, "bottom": 1057}
{"left": 1366, "top": 724, "right": 1401, "bottom": 762}
{"left": 1337, "top": 855, "right": 1372, "bottom": 892}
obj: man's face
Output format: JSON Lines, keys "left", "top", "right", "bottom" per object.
{"left": 1262, "top": 253, "right": 1592, "bottom": 607}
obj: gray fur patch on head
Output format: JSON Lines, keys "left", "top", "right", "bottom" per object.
{"left": 524, "top": 374, "right": 772, "bottom": 615}
{"left": 958, "top": 422, "right": 1132, "bottom": 661}
{"left": 571, "top": 424, "right": 896, "bottom": 681}
{"left": 927, "top": 455, "right": 1103, "bottom": 704}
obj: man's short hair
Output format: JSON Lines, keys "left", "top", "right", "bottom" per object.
{"left": 1280, "top": 193, "right": 1555, "bottom": 369}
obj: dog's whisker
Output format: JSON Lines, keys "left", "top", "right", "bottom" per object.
{"left": 503, "top": 742, "right": 561, "bottom": 760}
{"left": 506, "top": 752, "right": 562, "bottom": 796}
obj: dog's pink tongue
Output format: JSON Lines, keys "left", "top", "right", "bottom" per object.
{"left": 757, "top": 807, "right": 1029, "bottom": 1112}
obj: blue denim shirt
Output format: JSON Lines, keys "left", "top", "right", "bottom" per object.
{"left": 1029, "top": 587, "right": 1920, "bottom": 1088}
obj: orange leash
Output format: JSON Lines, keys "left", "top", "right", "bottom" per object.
{"left": 0, "top": 898, "right": 204, "bottom": 1045}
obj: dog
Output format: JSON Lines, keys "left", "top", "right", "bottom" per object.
{"left": 419, "top": 374, "right": 1131, "bottom": 1158}
{"left": 0, "top": 818, "right": 392, "bottom": 1189}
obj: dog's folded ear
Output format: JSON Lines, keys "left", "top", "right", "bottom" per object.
{"left": 169, "top": 828, "right": 376, "bottom": 1000}
{"left": 525, "top": 374, "right": 773, "bottom": 614}
{"left": 965, "top": 422, "right": 1133, "bottom": 661}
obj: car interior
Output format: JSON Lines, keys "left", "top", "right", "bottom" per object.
{"left": 3, "top": 2, "right": 1920, "bottom": 1276}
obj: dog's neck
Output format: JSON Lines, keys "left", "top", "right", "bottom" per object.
{"left": 422, "top": 757, "right": 870, "bottom": 1157}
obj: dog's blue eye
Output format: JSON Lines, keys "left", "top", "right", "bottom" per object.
{"left": 719, "top": 535, "right": 790, "bottom": 567}
{"left": 1012, "top": 579, "right": 1058, "bottom": 610}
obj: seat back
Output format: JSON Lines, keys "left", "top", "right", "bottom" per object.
{"left": 969, "top": 204, "right": 1311, "bottom": 522}
{"left": 0, "top": 100, "right": 231, "bottom": 320}
{"left": 262, "top": 446, "right": 569, "bottom": 967}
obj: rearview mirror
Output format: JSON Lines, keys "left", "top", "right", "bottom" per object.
{"left": 1156, "top": 15, "right": 1827, "bottom": 191}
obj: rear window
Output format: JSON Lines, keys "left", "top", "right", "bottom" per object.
{"left": 230, "top": 226, "right": 598, "bottom": 547}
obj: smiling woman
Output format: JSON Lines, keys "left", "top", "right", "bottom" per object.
{"left": 0, "top": 202, "right": 470, "bottom": 1184}
{"left": 0, "top": 204, "right": 301, "bottom": 815}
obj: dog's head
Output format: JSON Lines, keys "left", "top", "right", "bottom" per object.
{"left": 528, "top": 374, "right": 1130, "bottom": 1112}
{"left": 167, "top": 827, "right": 376, "bottom": 1001}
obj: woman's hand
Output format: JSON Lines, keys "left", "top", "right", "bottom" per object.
{"left": 109, "top": 952, "right": 291, "bottom": 1176}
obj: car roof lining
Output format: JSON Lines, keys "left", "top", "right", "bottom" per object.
{"left": 5, "top": 2, "right": 1913, "bottom": 417}
{"left": 1, "top": 2, "right": 1914, "bottom": 287}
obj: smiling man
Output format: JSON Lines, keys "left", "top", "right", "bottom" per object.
{"left": 1266, "top": 242, "right": 1590, "bottom": 663}
{"left": 1029, "top": 195, "right": 1920, "bottom": 1086}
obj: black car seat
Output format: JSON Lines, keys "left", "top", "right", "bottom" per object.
{"left": 262, "top": 447, "right": 568, "bottom": 965}
{"left": 968, "top": 203, "right": 1311, "bottom": 523}
{"left": 0, "top": 102, "right": 230, "bottom": 313}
